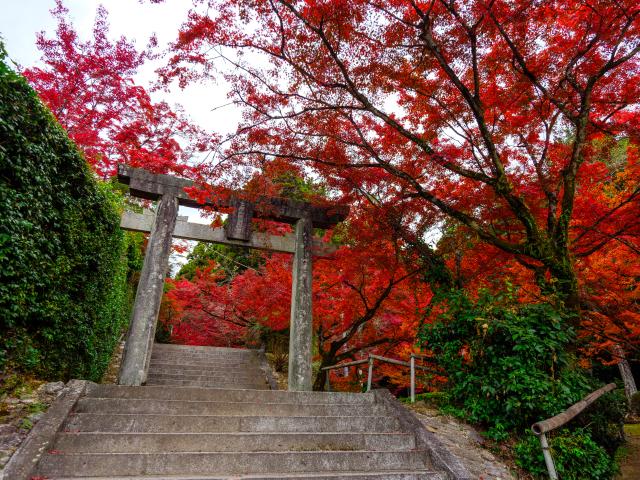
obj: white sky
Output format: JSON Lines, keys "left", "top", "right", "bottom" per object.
{"left": 0, "top": 0, "right": 242, "bottom": 134}
{"left": 0, "top": 0, "right": 241, "bottom": 228}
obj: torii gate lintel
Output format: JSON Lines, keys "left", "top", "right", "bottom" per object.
{"left": 116, "top": 166, "right": 349, "bottom": 392}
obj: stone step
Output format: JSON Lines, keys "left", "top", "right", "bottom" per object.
{"left": 148, "top": 359, "right": 261, "bottom": 369}
{"left": 88, "top": 384, "right": 375, "bottom": 404}
{"left": 49, "top": 473, "right": 447, "bottom": 480}
{"left": 63, "top": 413, "right": 401, "bottom": 433}
{"left": 148, "top": 364, "right": 263, "bottom": 375}
{"left": 152, "top": 346, "right": 260, "bottom": 355}
{"left": 151, "top": 353, "right": 259, "bottom": 360}
{"left": 53, "top": 432, "right": 415, "bottom": 453}
{"left": 74, "top": 398, "right": 388, "bottom": 417}
{"left": 151, "top": 355, "right": 260, "bottom": 362}
{"left": 36, "top": 450, "right": 431, "bottom": 477}
{"left": 144, "top": 378, "right": 269, "bottom": 389}
{"left": 145, "top": 371, "right": 267, "bottom": 383}
{"left": 152, "top": 344, "right": 257, "bottom": 353}
{"left": 151, "top": 350, "right": 261, "bottom": 359}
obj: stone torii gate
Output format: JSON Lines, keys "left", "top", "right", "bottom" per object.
{"left": 116, "top": 165, "right": 349, "bottom": 391}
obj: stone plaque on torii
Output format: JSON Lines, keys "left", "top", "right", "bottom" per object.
{"left": 115, "top": 165, "right": 349, "bottom": 391}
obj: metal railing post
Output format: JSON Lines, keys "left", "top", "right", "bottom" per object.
{"left": 410, "top": 354, "right": 416, "bottom": 403}
{"left": 538, "top": 432, "right": 558, "bottom": 480}
{"left": 531, "top": 383, "right": 616, "bottom": 480}
{"left": 367, "top": 357, "right": 374, "bottom": 392}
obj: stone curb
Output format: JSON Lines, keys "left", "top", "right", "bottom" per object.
{"left": 373, "top": 389, "right": 473, "bottom": 480}
{"left": 2, "top": 379, "right": 88, "bottom": 480}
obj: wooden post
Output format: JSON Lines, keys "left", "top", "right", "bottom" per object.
{"left": 367, "top": 357, "right": 374, "bottom": 392}
{"left": 118, "top": 195, "right": 178, "bottom": 386}
{"left": 287, "top": 216, "right": 313, "bottom": 391}
{"left": 532, "top": 383, "right": 616, "bottom": 480}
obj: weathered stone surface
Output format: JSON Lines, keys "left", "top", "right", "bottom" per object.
{"left": 121, "top": 210, "right": 337, "bottom": 255}
{"left": 117, "top": 164, "right": 349, "bottom": 228}
{"left": 407, "top": 401, "right": 515, "bottom": 480}
{"left": 118, "top": 195, "right": 179, "bottom": 386}
{"left": 41, "top": 381, "right": 65, "bottom": 395}
{"left": 13, "top": 347, "right": 470, "bottom": 479}
{"left": 3, "top": 380, "right": 87, "bottom": 480}
{"left": 117, "top": 166, "right": 349, "bottom": 391}
{"left": 288, "top": 216, "right": 314, "bottom": 391}
{"left": 225, "top": 198, "right": 254, "bottom": 241}
{"left": 373, "top": 390, "right": 474, "bottom": 480}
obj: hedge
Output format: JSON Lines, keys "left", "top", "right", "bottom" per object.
{"left": 0, "top": 44, "right": 140, "bottom": 381}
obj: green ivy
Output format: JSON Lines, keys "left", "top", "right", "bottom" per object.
{"left": 0, "top": 45, "right": 139, "bottom": 381}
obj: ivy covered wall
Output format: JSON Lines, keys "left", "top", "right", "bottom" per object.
{"left": 0, "top": 45, "right": 140, "bottom": 381}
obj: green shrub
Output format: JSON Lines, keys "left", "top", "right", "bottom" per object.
{"left": 515, "top": 430, "right": 617, "bottom": 480}
{"left": 0, "top": 45, "right": 139, "bottom": 381}
{"left": 420, "top": 289, "right": 625, "bottom": 477}
{"left": 421, "top": 291, "right": 587, "bottom": 436}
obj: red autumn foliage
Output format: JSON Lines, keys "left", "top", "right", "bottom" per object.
{"left": 156, "top": 0, "right": 639, "bottom": 362}
{"left": 23, "top": 0, "right": 215, "bottom": 178}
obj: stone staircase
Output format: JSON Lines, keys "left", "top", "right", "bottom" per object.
{"left": 7, "top": 344, "right": 468, "bottom": 479}
{"left": 146, "top": 344, "right": 271, "bottom": 390}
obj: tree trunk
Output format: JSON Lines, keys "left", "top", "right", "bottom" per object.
{"left": 548, "top": 257, "right": 580, "bottom": 314}
{"left": 614, "top": 344, "right": 638, "bottom": 401}
{"left": 313, "top": 367, "right": 328, "bottom": 391}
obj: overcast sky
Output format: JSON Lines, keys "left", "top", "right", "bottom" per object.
{"left": 0, "top": 0, "right": 241, "bottom": 135}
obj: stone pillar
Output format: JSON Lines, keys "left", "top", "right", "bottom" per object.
{"left": 288, "top": 216, "right": 313, "bottom": 391}
{"left": 118, "top": 194, "right": 179, "bottom": 386}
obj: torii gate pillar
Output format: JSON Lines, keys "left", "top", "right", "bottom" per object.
{"left": 119, "top": 193, "right": 179, "bottom": 386}
{"left": 115, "top": 166, "right": 349, "bottom": 391}
{"left": 288, "top": 216, "right": 313, "bottom": 391}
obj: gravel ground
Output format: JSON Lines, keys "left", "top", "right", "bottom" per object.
{"left": 0, "top": 380, "right": 65, "bottom": 474}
{"left": 408, "top": 401, "right": 517, "bottom": 479}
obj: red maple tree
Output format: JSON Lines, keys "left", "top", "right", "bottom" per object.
{"left": 152, "top": 0, "right": 639, "bottom": 363}
{"left": 158, "top": 0, "right": 639, "bottom": 309}
{"left": 24, "top": 0, "right": 215, "bottom": 178}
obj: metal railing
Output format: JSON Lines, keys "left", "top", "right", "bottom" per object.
{"left": 321, "top": 353, "right": 440, "bottom": 402}
{"left": 531, "top": 383, "right": 616, "bottom": 479}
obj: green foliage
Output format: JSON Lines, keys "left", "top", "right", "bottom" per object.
{"left": 421, "top": 290, "right": 586, "bottom": 436}
{"left": 631, "top": 391, "right": 640, "bottom": 415}
{"left": 0, "top": 46, "right": 139, "bottom": 381}
{"left": 515, "top": 430, "right": 617, "bottom": 480}
{"left": 177, "top": 242, "right": 264, "bottom": 282}
{"left": 420, "top": 289, "right": 625, "bottom": 478}
{"left": 272, "top": 170, "right": 326, "bottom": 202}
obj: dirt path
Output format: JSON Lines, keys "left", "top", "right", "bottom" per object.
{"left": 618, "top": 424, "right": 640, "bottom": 479}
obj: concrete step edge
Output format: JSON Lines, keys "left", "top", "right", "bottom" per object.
{"left": 37, "top": 450, "right": 431, "bottom": 476}
{"left": 52, "top": 431, "right": 416, "bottom": 453}
{"left": 79, "top": 398, "right": 382, "bottom": 408}
{"left": 47, "top": 473, "right": 446, "bottom": 480}
{"left": 88, "top": 385, "right": 374, "bottom": 402}
{"left": 145, "top": 373, "right": 266, "bottom": 381}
